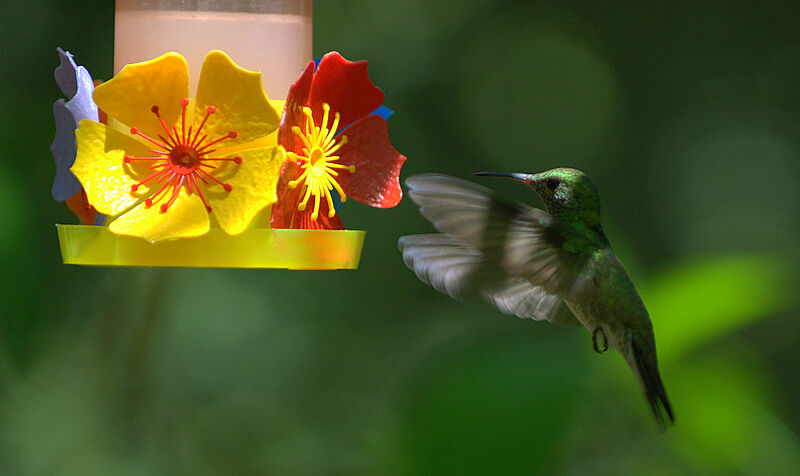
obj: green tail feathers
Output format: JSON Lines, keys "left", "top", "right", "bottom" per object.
{"left": 631, "top": 337, "right": 674, "bottom": 429}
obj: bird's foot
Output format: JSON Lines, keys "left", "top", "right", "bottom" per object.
{"left": 592, "top": 327, "right": 608, "bottom": 353}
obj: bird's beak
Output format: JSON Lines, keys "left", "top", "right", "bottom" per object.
{"left": 474, "top": 172, "right": 534, "bottom": 184}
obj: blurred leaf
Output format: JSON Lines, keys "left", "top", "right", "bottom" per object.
{"left": 642, "top": 253, "right": 796, "bottom": 363}
{"left": 671, "top": 353, "right": 800, "bottom": 475}
{"left": 398, "top": 332, "right": 585, "bottom": 474}
{"left": 0, "top": 343, "right": 138, "bottom": 475}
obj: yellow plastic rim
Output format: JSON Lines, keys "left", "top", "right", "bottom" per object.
{"left": 57, "top": 225, "right": 365, "bottom": 269}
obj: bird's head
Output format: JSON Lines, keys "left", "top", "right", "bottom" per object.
{"left": 475, "top": 168, "right": 602, "bottom": 226}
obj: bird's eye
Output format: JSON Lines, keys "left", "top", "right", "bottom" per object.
{"left": 546, "top": 178, "right": 560, "bottom": 191}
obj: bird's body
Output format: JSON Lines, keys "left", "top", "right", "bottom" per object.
{"left": 399, "top": 169, "right": 673, "bottom": 429}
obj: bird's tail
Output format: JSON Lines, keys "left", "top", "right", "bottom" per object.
{"left": 627, "top": 331, "right": 674, "bottom": 430}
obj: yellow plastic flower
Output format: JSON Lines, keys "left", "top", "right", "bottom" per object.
{"left": 71, "top": 50, "right": 284, "bottom": 242}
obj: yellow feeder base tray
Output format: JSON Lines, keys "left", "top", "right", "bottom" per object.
{"left": 57, "top": 225, "right": 365, "bottom": 269}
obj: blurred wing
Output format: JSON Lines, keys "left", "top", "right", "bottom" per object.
{"left": 398, "top": 233, "right": 580, "bottom": 325}
{"left": 481, "top": 277, "right": 580, "bottom": 326}
{"left": 405, "top": 174, "right": 596, "bottom": 302}
{"left": 398, "top": 234, "right": 482, "bottom": 298}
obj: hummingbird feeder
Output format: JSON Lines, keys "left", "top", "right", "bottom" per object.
{"left": 51, "top": 0, "right": 406, "bottom": 269}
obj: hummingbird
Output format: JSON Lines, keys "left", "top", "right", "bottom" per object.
{"left": 398, "top": 169, "right": 674, "bottom": 429}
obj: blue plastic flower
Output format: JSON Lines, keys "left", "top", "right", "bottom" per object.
{"left": 50, "top": 48, "right": 99, "bottom": 201}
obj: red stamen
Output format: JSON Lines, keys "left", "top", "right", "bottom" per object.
{"left": 131, "top": 168, "right": 168, "bottom": 192}
{"left": 191, "top": 105, "right": 216, "bottom": 147}
{"left": 157, "top": 171, "right": 173, "bottom": 184}
{"left": 151, "top": 105, "right": 176, "bottom": 147}
{"left": 192, "top": 134, "right": 208, "bottom": 149}
{"left": 196, "top": 131, "right": 237, "bottom": 154}
{"left": 125, "top": 155, "right": 163, "bottom": 162}
{"left": 158, "top": 134, "right": 175, "bottom": 148}
{"left": 130, "top": 126, "right": 168, "bottom": 149}
{"left": 180, "top": 98, "right": 189, "bottom": 144}
{"left": 189, "top": 174, "right": 212, "bottom": 212}
{"left": 197, "top": 167, "right": 232, "bottom": 191}
{"left": 160, "top": 175, "right": 185, "bottom": 213}
{"left": 204, "top": 156, "right": 242, "bottom": 164}
{"left": 148, "top": 173, "right": 177, "bottom": 206}
{"left": 195, "top": 171, "right": 209, "bottom": 184}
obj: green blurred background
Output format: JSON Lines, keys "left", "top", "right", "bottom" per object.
{"left": 2, "top": 1, "right": 800, "bottom": 474}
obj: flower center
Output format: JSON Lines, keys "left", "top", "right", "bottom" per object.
{"left": 310, "top": 148, "right": 328, "bottom": 177}
{"left": 168, "top": 144, "right": 200, "bottom": 174}
{"left": 124, "top": 98, "right": 241, "bottom": 213}
{"left": 286, "top": 103, "right": 354, "bottom": 220}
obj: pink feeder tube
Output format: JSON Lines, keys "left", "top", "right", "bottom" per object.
{"left": 114, "top": 0, "right": 313, "bottom": 98}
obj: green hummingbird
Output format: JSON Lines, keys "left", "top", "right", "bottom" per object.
{"left": 398, "top": 169, "right": 674, "bottom": 429}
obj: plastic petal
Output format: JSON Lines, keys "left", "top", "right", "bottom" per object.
{"left": 270, "top": 159, "right": 344, "bottom": 229}
{"left": 195, "top": 50, "right": 279, "bottom": 147}
{"left": 54, "top": 48, "right": 78, "bottom": 98}
{"left": 270, "top": 160, "right": 304, "bottom": 229}
{"left": 71, "top": 120, "right": 152, "bottom": 216}
{"left": 65, "top": 190, "right": 98, "bottom": 225}
{"left": 50, "top": 99, "right": 82, "bottom": 200}
{"left": 279, "top": 60, "right": 314, "bottom": 153}
{"left": 294, "top": 201, "right": 345, "bottom": 230}
{"left": 109, "top": 191, "right": 209, "bottom": 243}
{"left": 64, "top": 64, "right": 99, "bottom": 126}
{"left": 336, "top": 115, "right": 406, "bottom": 208}
{"left": 208, "top": 146, "right": 284, "bottom": 235}
{"left": 51, "top": 49, "right": 99, "bottom": 201}
{"left": 309, "top": 52, "right": 384, "bottom": 129}
{"left": 93, "top": 52, "right": 189, "bottom": 140}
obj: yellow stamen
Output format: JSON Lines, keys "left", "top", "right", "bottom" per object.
{"left": 289, "top": 103, "right": 356, "bottom": 221}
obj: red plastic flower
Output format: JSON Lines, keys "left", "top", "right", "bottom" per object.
{"left": 270, "top": 52, "right": 406, "bottom": 229}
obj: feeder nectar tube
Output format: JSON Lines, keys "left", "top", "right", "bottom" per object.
{"left": 114, "top": 0, "right": 312, "bottom": 98}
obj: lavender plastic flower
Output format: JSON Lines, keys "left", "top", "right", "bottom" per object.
{"left": 50, "top": 48, "right": 99, "bottom": 201}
